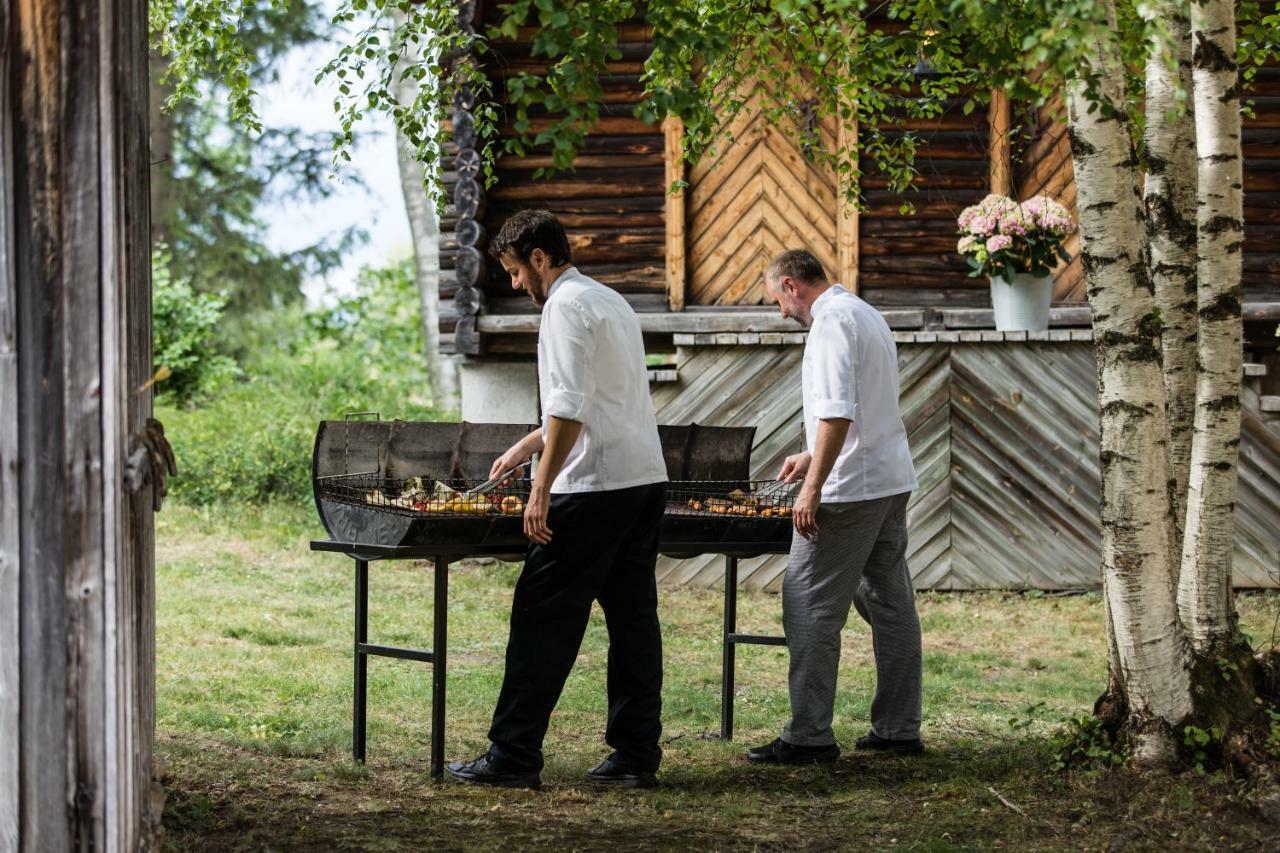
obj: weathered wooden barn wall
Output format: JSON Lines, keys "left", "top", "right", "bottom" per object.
{"left": 653, "top": 337, "right": 1280, "bottom": 592}
{"left": 1, "top": 0, "right": 158, "bottom": 847}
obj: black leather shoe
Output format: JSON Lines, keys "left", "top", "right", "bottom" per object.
{"left": 745, "top": 737, "right": 840, "bottom": 764}
{"left": 585, "top": 753, "right": 659, "bottom": 788}
{"left": 854, "top": 731, "right": 925, "bottom": 756}
{"left": 445, "top": 753, "right": 541, "bottom": 788}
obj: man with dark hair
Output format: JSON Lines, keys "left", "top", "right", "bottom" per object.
{"left": 748, "top": 248, "right": 924, "bottom": 765}
{"left": 446, "top": 209, "right": 669, "bottom": 789}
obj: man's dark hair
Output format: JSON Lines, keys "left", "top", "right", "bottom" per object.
{"left": 489, "top": 209, "right": 573, "bottom": 266}
{"left": 765, "top": 249, "right": 828, "bottom": 286}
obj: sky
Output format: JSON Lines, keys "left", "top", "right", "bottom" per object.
{"left": 254, "top": 36, "right": 413, "bottom": 305}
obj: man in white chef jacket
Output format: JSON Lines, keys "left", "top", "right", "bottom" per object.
{"left": 748, "top": 249, "right": 924, "bottom": 764}
{"left": 446, "top": 210, "right": 669, "bottom": 789}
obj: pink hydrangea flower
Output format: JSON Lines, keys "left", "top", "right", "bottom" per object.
{"left": 985, "top": 234, "right": 1013, "bottom": 252}
{"left": 970, "top": 215, "right": 997, "bottom": 237}
{"left": 957, "top": 235, "right": 980, "bottom": 254}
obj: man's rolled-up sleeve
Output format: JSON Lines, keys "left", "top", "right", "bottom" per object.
{"left": 540, "top": 298, "right": 594, "bottom": 421}
{"left": 808, "top": 314, "right": 858, "bottom": 421}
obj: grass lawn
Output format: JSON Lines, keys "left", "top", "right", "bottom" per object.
{"left": 155, "top": 501, "right": 1280, "bottom": 851}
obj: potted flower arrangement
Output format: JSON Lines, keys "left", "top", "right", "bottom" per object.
{"left": 956, "top": 194, "right": 1075, "bottom": 331}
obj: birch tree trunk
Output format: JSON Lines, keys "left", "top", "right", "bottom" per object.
{"left": 390, "top": 8, "right": 458, "bottom": 410}
{"left": 1065, "top": 4, "right": 1192, "bottom": 762}
{"left": 1142, "top": 4, "right": 1198, "bottom": 529}
{"left": 1178, "top": 0, "right": 1245, "bottom": 653}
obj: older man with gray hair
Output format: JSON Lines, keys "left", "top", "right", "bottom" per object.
{"left": 748, "top": 248, "right": 924, "bottom": 765}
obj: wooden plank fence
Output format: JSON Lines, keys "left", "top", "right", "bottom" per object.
{"left": 653, "top": 338, "right": 1280, "bottom": 591}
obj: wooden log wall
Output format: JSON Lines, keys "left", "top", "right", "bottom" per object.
{"left": 856, "top": 100, "right": 992, "bottom": 308}
{"left": 469, "top": 10, "right": 997, "bottom": 317}
{"left": 1017, "top": 34, "right": 1280, "bottom": 305}
{"left": 653, "top": 339, "right": 1280, "bottom": 591}
{"left": 1243, "top": 51, "right": 1280, "bottom": 300}
{"left": 2, "top": 0, "right": 158, "bottom": 847}
{"left": 460, "top": 4, "right": 1278, "bottom": 335}
{"left": 478, "top": 9, "right": 667, "bottom": 304}
{"left": 1013, "top": 93, "right": 1083, "bottom": 302}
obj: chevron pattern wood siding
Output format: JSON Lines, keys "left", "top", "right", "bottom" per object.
{"left": 686, "top": 88, "right": 839, "bottom": 307}
{"left": 654, "top": 342, "right": 1280, "bottom": 592}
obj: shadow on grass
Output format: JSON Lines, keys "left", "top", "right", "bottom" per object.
{"left": 160, "top": 737, "right": 1055, "bottom": 852}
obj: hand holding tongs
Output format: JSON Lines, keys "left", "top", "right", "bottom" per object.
{"left": 463, "top": 460, "right": 532, "bottom": 496}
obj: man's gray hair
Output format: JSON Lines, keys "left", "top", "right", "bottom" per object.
{"left": 765, "top": 249, "right": 828, "bottom": 287}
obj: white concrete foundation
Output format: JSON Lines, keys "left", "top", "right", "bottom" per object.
{"left": 460, "top": 360, "right": 539, "bottom": 424}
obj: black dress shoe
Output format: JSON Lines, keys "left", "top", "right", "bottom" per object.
{"left": 854, "top": 731, "right": 925, "bottom": 756}
{"left": 745, "top": 737, "right": 840, "bottom": 764}
{"left": 585, "top": 753, "right": 659, "bottom": 788}
{"left": 445, "top": 753, "right": 541, "bottom": 788}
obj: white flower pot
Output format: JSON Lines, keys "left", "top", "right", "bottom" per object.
{"left": 989, "top": 273, "right": 1053, "bottom": 332}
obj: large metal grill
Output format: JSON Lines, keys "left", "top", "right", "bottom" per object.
{"left": 311, "top": 418, "right": 795, "bottom": 554}
{"left": 310, "top": 417, "right": 796, "bottom": 776}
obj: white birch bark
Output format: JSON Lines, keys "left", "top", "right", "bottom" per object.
{"left": 1065, "top": 3, "right": 1192, "bottom": 757}
{"left": 1178, "top": 0, "right": 1245, "bottom": 652}
{"left": 1142, "top": 4, "right": 1198, "bottom": 530}
{"left": 391, "top": 8, "right": 459, "bottom": 410}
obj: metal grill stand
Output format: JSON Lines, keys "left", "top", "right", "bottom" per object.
{"left": 719, "top": 555, "right": 787, "bottom": 741}
{"left": 352, "top": 555, "right": 447, "bottom": 772}
{"left": 311, "top": 420, "right": 797, "bottom": 775}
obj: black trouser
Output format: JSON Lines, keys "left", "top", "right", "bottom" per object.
{"left": 487, "top": 481, "right": 667, "bottom": 773}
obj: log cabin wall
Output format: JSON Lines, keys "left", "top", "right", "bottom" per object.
{"left": 479, "top": 8, "right": 667, "bottom": 310}
{"left": 1013, "top": 93, "right": 1084, "bottom": 302}
{"left": 1015, "top": 44, "right": 1280, "bottom": 306}
{"left": 855, "top": 91, "right": 991, "bottom": 308}
{"left": 454, "top": 4, "right": 1280, "bottom": 331}
{"left": 463, "top": 9, "right": 1000, "bottom": 320}
{"left": 1243, "top": 53, "right": 1280, "bottom": 301}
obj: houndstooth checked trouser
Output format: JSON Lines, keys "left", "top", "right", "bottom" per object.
{"left": 781, "top": 491, "right": 922, "bottom": 746}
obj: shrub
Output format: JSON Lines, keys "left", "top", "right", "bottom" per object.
{"left": 159, "top": 257, "right": 447, "bottom": 505}
{"left": 152, "top": 247, "right": 240, "bottom": 404}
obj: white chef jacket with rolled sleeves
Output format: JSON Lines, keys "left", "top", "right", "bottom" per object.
{"left": 537, "top": 267, "right": 668, "bottom": 494}
{"left": 803, "top": 284, "right": 918, "bottom": 503}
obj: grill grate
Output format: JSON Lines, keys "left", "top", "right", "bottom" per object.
{"left": 665, "top": 480, "right": 797, "bottom": 519}
{"left": 317, "top": 473, "right": 532, "bottom": 518}
{"left": 318, "top": 474, "right": 797, "bottom": 522}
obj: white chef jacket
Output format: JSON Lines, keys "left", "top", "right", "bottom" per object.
{"left": 803, "top": 284, "right": 918, "bottom": 503}
{"left": 537, "top": 267, "right": 668, "bottom": 494}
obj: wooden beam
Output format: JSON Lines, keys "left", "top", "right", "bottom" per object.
{"left": 988, "top": 88, "right": 1013, "bottom": 196}
{"left": 0, "top": 1, "right": 19, "bottom": 845}
{"left": 837, "top": 110, "right": 860, "bottom": 293}
{"left": 478, "top": 306, "right": 930, "bottom": 334}
{"left": 664, "top": 116, "right": 687, "bottom": 311}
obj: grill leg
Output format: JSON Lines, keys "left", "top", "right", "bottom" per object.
{"left": 721, "top": 555, "right": 738, "bottom": 741}
{"left": 354, "top": 558, "right": 368, "bottom": 763}
{"left": 430, "top": 555, "right": 449, "bottom": 780}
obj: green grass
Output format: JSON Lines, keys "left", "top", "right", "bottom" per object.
{"left": 155, "top": 501, "right": 1280, "bottom": 851}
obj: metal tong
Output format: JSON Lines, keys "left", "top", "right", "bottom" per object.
{"left": 462, "top": 460, "right": 532, "bottom": 497}
{"left": 751, "top": 478, "right": 801, "bottom": 500}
